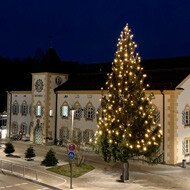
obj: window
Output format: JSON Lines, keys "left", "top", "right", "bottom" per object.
{"left": 37, "top": 105, "right": 42, "bottom": 116}
{"left": 83, "top": 130, "right": 94, "bottom": 143}
{"left": 49, "top": 110, "right": 53, "bottom": 117}
{"left": 12, "top": 123, "right": 18, "bottom": 134}
{"left": 56, "top": 76, "right": 62, "bottom": 85}
{"left": 84, "top": 102, "right": 95, "bottom": 120}
{"left": 60, "top": 102, "right": 69, "bottom": 118}
{"left": 20, "top": 123, "right": 27, "bottom": 135}
{"left": 183, "top": 139, "right": 190, "bottom": 155}
{"left": 62, "top": 106, "right": 69, "bottom": 117}
{"left": 13, "top": 101, "right": 19, "bottom": 115}
{"left": 185, "top": 111, "right": 190, "bottom": 125}
{"left": 34, "top": 103, "right": 43, "bottom": 117}
{"left": 21, "top": 101, "right": 28, "bottom": 115}
{"left": 73, "top": 102, "right": 82, "bottom": 119}
{"left": 182, "top": 106, "right": 190, "bottom": 126}
{"left": 87, "top": 107, "right": 94, "bottom": 119}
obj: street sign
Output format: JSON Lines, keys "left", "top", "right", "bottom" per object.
{"left": 68, "top": 152, "right": 75, "bottom": 160}
{"left": 68, "top": 143, "right": 76, "bottom": 152}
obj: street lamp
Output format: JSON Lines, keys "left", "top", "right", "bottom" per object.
{"left": 70, "top": 108, "right": 75, "bottom": 142}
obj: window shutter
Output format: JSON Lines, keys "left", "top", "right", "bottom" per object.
{"left": 34, "top": 106, "right": 36, "bottom": 116}
{"left": 41, "top": 107, "right": 44, "bottom": 116}
{"left": 97, "top": 108, "right": 100, "bottom": 117}
{"left": 154, "top": 110, "right": 160, "bottom": 124}
{"left": 60, "top": 106, "right": 63, "bottom": 116}
{"left": 83, "top": 130, "right": 88, "bottom": 143}
{"left": 68, "top": 106, "right": 71, "bottom": 117}
{"left": 83, "top": 107, "right": 87, "bottom": 118}
{"left": 20, "top": 105, "right": 23, "bottom": 114}
{"left": 16, "top": 105, "right": 19, "bottom": 114}
{"left": 182, "top": 111, "right": 185, "bottom": 125}
{"left": 182, "top": 141, "right": 186, "bottom": 155}
{"left": 78, "top": 108, "right": 82, "bottom": 118}
{"left": 26, "top": 105, "right": 28, "bottom": 114}
{"left": 92, "top": 108, "right": 95, "bottom": 119}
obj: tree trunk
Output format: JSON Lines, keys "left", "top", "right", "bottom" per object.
{"left": 121, "top": 161, "right": 129, "bottom": 182}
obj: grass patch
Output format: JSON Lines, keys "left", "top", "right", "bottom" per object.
{"left": 47, "top": 163, "right": 95, "bottom": 178}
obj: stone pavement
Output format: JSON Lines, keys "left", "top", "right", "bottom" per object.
{"left": 0, "top": 139, "right": 190, "bottom": 190}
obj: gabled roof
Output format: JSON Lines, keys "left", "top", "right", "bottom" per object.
{"left": 55, "top": 56, "right": 190, "bottom": 91}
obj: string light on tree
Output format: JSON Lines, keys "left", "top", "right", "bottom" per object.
{"left": 94, "top": 23, "right": 162, "bottom": 181}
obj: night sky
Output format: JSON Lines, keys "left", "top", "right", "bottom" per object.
{"left": 0, "top": 0, "right": 190, "bottom": 64}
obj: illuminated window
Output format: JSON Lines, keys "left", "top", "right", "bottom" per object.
{"left": 62, "top": 106, "right": 69, "bottom": 117}
{"left": 34, "top": 102, "right": 43, "bottom": 117}
{"left": 60, "top": 102, "right": 69, "bottom": 118}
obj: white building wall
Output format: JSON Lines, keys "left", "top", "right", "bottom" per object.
{"left": 9, "top": 93, "right": 32, "bottom": 136}
{"left": 177, "top": 77, "right": 190, "bottom": 163}
{"left": 57, "top": 92, "right": 102, "bottom": 139}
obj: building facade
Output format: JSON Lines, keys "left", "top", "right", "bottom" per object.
{"left": 5, "top": 49, "right": 190, "bottom": 165}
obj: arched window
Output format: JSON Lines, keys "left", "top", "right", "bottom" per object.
{"left": 84, "top": 102, "right": 95, "bottom": 120}
{"left": 12, "top": 101, "right": 19, "bottom": 115}
{"left": 83, "top": 129, "right": 94, "bottom": 143}
{"left": 20, "top": 122, "right": 27, "bottom": 135}
{"left": 12, "top": 122, "right": 18, "bottom": 134}
{"left": 34, "top": 101, "right": 43, "bottom": 117}
{"left": 60, "top": 101, "right": 70, "bottom": 118}
{"left": 21, "top": 101, "right": 28, "bottom": 116}
{"left": 182, "top": 105, "right": 190, "bottom": 126}
{"left": 73, "top": 102, "right": 82, "bottom": 119}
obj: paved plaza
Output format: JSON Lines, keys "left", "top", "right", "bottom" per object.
{"left": 0, "top": 140, "right": 190, "bottom": 190}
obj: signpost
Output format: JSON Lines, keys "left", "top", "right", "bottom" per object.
{"left": 68, "top": 143, "right": 76, "bottom": 189}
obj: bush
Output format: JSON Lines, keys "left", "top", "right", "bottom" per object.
{"left": 4, "top": 142, "right": 15, "bottom": 155}
{"left": 41, "top": 148, "right": 58, "bottom": 166}
{"left": 25, "top": 146, "right": 36, "bottom": 161}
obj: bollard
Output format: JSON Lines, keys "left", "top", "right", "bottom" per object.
{"left": 23, "top": 166, "right": 25, "bottom": 177}
{"left": 35, "top": 170, "right": 38, "bottom": 181}
{"left": 182, "top": 159, "right": 186, "bottom": 168}
{"left": 11, "top": 163, "right": 13, "bottom": 173}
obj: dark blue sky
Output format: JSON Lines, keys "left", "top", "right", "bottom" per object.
{"left": 0, "top": 0, "right": 190, "bottom": 63}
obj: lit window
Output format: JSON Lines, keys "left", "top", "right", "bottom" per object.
{"left": 62, "top": 106, "right": 69, "bottom": 117}
{"left": 49, "top": 110, "right": 53, "bottom": 117}
{"left": 37, "top": 105, "right": 42, "bottom": 116}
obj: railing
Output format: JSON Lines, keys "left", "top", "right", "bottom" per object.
{"left": 0, "top": 159, "right": 66, "bottom": 189}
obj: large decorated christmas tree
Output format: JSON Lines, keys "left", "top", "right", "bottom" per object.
{"left": 94, "top": 24, "right": 162, "bottom": 181}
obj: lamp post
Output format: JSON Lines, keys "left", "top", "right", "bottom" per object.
{"left": 69, "top": 108, "right": 75, "bottom": 189}
{"left": 70, "top": 109, "right": 75, "bottom": 142}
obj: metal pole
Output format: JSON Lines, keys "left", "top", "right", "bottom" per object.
{"left": 70, "top": 160, "right": 73, "bottom": 189}
{"left": 23, "top": 166, "right": 25, "bottom": 177}
{"left": 11, "top": 163, "right": 13, "bottom": 173}
{"left": 35, "top": 170, "right": 38, "bottom": 181}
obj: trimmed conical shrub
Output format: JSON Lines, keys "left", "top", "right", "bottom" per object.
{"left": 41, "top": 148, "right": 58, "bottom": 166}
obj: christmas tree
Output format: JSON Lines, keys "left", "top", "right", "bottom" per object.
{"left": 94, "top": 24, "right": 162, "bottom": 181}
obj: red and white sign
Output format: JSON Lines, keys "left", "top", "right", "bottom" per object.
{"left": 68, "top": 144, "right": 76, "bottom": 151}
